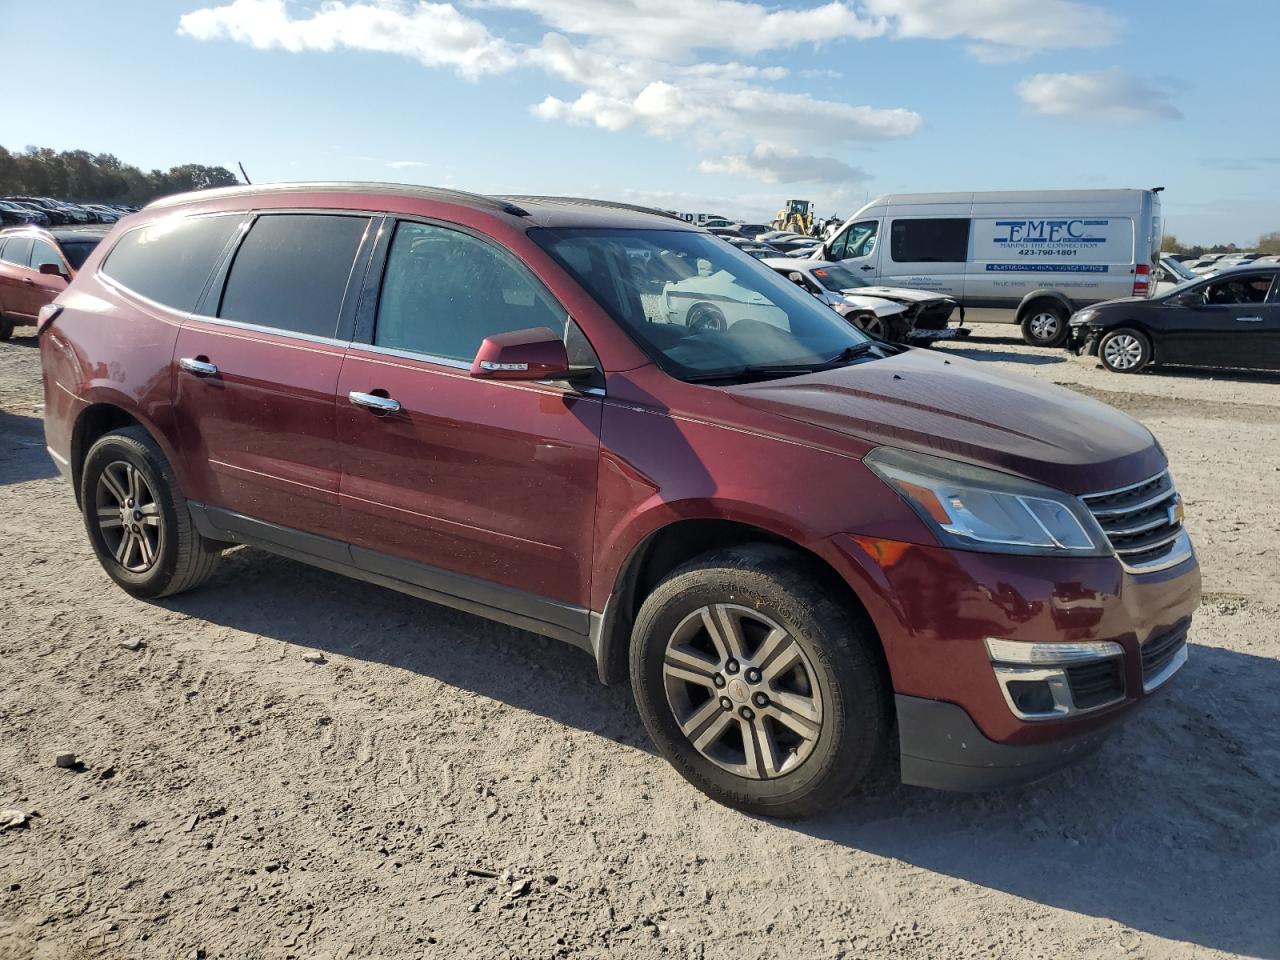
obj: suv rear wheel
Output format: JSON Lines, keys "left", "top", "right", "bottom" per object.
{"left": 80, "top": 426, "right": 223, "bottom": 598}
{"left": 629, "top": 545, "right": 890, "bottom": 818}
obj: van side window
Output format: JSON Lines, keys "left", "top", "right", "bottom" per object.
{"left": 102, "top": 215, "right": 242, "bottom": 312}
{"left": 890, "top": 219, "right": 970, "bottom": 263}
{"left": 219, "top": 214, "right": 369, "bottom": 338}
{"left": 374, "top": 221, "right": 566, "bottom": 362}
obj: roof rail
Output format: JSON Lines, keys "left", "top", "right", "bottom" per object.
{"left": 497, "top": 196, "right": 685, "bottom": 222}
{"left": 144, "top": 182, "right": 529, "bottom": 217}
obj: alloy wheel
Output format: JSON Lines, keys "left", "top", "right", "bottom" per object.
{"left": 662, "top": 604, "right": 824, "bottom": 780}
{"left": 1027, "top": 311, "right": 1061, "bottom": 343}
{"left": 95, "top": 461, "right": 162, "bottom": 573}
{"left": 1103, "top": 333, "right": 1144, "bottom": 370}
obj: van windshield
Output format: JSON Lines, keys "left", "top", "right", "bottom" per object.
{"left": 530, "top": 227, "right": 874, "bottom": 382}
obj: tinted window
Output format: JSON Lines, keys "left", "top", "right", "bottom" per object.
{"left": 31, "top": 240, "right": 63, "bottom": 273}
{"left": 375, "top": 221, "right": 566, "bottom": 361}
{"left": 890, "top": 218, "right": 970, "bottom": 263}
{"left": 219, "top": 214, "right": 368, "bottom": 338}
{"left": 1200, "top": 273, "right": 1274, "bottom": 305}
{"left": 103, "top": 215, "right": 242, "bottom": 311}
{"left": 1, "top": 237, "right": 32, "bottom": 267}
{"left": 60, "top": 239, "right": 101, "bottom": 271}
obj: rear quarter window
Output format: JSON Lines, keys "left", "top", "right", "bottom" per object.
{"left": 101, "top": 214, "right": 244, "bottom": 312}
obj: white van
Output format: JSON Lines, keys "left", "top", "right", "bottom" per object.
{"left": 816, "top": 189, "right": 1164, "bottom": 345}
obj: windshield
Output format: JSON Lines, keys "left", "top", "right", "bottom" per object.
{"left": 60, "top": 239, "right": 102, "bottom": 271}
{"left": 810, "top": 263, "right": 870, "bottom": 291}
{"left": 1162, "top": 257, "right": 1195, "bottom": 282}
{"left": 530, "top": 227, "right": 872, "bottom": 380}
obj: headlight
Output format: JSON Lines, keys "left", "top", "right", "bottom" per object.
{"left": 864, "top": 447, "right": 1110, "bottom": 556}
{"left": 1070, "top": 308, "right": 1099, "bottom": 326}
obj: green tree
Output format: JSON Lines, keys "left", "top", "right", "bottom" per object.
{"left": 1257, "top": 231, "right": 1280, "bottom": 256}
{"left": 0, "top": 143, "right": 240, "bottom": 205}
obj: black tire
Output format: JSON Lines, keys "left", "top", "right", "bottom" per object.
{"left": 1019, "top": 302, "right": 1070, "bottom": 347}
{"left": 629, "top": 544, "right": 891, "bottom": 818}
{"left": 1097, "top": 327, "right": 1152, "bottom": 374}
{"left": 80, "top": 426, "right": 222, "bottom": 599}
{"left": 687, "top": 303, "right": 726, "bottom": 333}
{"left": 0, "top": 317, "right": 13, "bottom": 341}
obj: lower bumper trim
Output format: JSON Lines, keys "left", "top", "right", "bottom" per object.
{"left": 896, "top": 694, "right": 1129, "bottom": 792}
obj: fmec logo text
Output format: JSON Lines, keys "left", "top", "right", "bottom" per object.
{"left": 993, "top": 219, "right": 1108, "bottom": 244}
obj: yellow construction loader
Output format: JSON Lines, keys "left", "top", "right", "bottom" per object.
{"left": 771, "top": 199, "right": 814, "bottom": 235}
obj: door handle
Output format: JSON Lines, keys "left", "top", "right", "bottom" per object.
{"left": 1237, "top": 316, "right": 1264, "bottom": 323}
{"left": 860, "top": 265, "right": 875, "bottom": 271}
{"left": 22, "top": 278, "right": 34, "bottom": 285}
{"left": 179, "top": 357, "right": 219, "bottom": 376}
{"left": 349, "top": 391, "right": 401, "bottom": 415}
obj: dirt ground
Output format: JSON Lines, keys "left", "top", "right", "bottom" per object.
{"left": 1, "top": 323, "right": 1278, "bottom": 960}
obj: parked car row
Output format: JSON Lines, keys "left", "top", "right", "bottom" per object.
{"left": 0, "top": 196, "right": 137, "bottom": 228}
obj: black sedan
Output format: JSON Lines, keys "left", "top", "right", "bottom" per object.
{"left": 1067, "top": 266, "right": 1280, "bottom": 373}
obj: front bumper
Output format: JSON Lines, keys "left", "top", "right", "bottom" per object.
{"left": 897, "top": 693, "right": 1127, "bottom": 790}
{"left": 1067, "top": 324, "right": 1100, "bottom": 356}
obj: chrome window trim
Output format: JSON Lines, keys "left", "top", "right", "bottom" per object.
{"left": 346, "top": 341, "right": 607, "bottom": 398}
{"left": 356, "top": 342, "right": 471, "bottom": 370}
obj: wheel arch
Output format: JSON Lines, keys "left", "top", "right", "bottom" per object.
{"left": 592, "top": 517, "right": 885, "bottom": 688}
{"left": 69, "top": 400, "right": 177, "bottom": 506}
{"left": 1015, "top": 290, "right": 1075, "bottom": 321}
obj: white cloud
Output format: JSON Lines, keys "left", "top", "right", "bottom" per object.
{"left": 476, "top": 0, "right": 887, "bottom": 60}
{"left": 699, "top": 145, "right": 870, "bottom": 185}
{"left": 1017, "top": 68, "right": 1183, "bottom": 123}
{"left": 865, "top": 0, "right": 1122, "bottom": 60}
{"left": 178, "top": 0, "right": 518, "bottom": 77}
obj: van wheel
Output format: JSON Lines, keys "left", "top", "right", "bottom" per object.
{"left": 1020, "top": 303, "right": 1069, "bottom": 347}
{"left": 629, "top": 545, "right": 891, "bottom": 818}
{"left": 1098, "top": 328, "right": 1151, "bottom": 373}
{"left": 80, "top": 426, "right": 223, "bottom": 599}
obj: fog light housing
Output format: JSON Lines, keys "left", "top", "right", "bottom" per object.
{"left": 986, "top": 638, "right": 1126, "bottom": 720}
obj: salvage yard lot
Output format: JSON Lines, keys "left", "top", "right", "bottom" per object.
{"left": 1, "top": 326, "right": 1278, "bottom": 960}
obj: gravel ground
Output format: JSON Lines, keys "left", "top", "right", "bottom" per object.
{"left": 1, "top": 324, "right": 1278, "bottom": 960}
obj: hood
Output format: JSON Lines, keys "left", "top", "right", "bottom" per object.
{"left": 848, "top": 286, "right": 951, "bottom": 305}
{"left": 726, "top": 348, "right": 1163, "bottom": 494}
{"left": 836, "top": 293, "right": 907, "bottom": 317}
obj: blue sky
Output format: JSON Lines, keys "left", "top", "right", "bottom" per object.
{"left": 3, "top": 0, "right": 1277, "bottom": 244}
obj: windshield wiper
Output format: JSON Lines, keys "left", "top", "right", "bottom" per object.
{"left": 683, "top": 342, "right": 879, "bottom": 383}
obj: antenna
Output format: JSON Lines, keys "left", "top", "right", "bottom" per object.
{"left": 238, "top": 162, "right": 252, "bottom": 186}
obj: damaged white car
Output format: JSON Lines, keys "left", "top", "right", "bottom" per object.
{"left": 763, "top": 257, "right": 969, "bottom": 344}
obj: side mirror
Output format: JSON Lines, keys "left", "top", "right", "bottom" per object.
{"left": 39, "top": 262, "right": 68, "bottom": 281}
{"left": 470, "top": 326, "right": 571, "bottom": 381}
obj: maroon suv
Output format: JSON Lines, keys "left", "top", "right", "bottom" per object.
{"left": 39, "top": 184, "right": 1200, "bottom": 817}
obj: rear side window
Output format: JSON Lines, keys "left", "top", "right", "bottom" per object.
{"left": 102, "top": 215, "right": 242, "bottom": 312}
{"left": 890, "top": 218, "right": 970, "bottom": 263}
{"left": 1, "top": 237, "right": 32, "bottom": 267}
{"left": 218, "top": 214, "right": 369, "bottom": 338}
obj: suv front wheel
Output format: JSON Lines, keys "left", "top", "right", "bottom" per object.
{"left": 80, "top": 426, "right": 223, "bottom": 599}
{"left": 630, "top": 545, "right": 890, "bottom": 818}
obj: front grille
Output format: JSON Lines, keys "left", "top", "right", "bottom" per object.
{"left": 1081, "top": 471, "right": 1186, "bottom": 571}
{"left": 1065, "top": 657, "right": 1125, "bottom": 710}
{"left": 1142, "top": 620, "right": 1189, "bottom": 686}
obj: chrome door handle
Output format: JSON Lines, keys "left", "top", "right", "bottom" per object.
{"left": 1237, "top": 316, "right": 1264, "bottom": 323}
{"left": 349, "top": 391, "right": 401, "bottom": 414}
{"left": 179, "top": 357, "right": 218, "bottom": 376}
